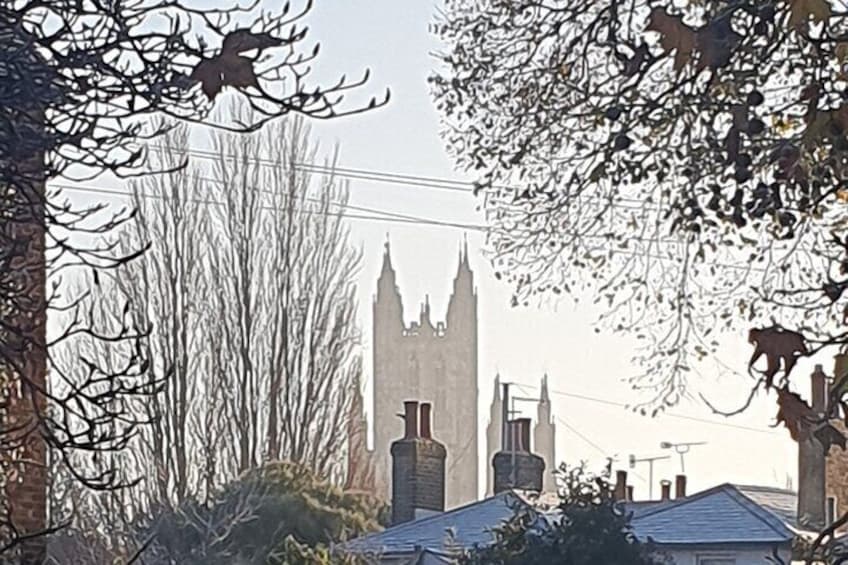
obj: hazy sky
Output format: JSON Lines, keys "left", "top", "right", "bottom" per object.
{"left": 61, "top": 0, "right": 810, "bottom": 499}
{"left": 301, "top": 0, "right": 803, "bottom": 498}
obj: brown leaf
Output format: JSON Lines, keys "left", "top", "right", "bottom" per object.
{"left": 222, "top": 29, "right": 284, "bottom": 56}
{"left": 190, "top": 30, "right": 282, "bottom": 100}
{"left": 775, "top": 387, "right": 813, "bottom": 441}
{"left": 646, "top": 8, "right": 697, "bottom": 72}
{"left": 814, "top": 423, "right": 846, "bottom": 455}
{"left": 190, "top": 54, "right": 260, "bottom": 100}
{"left": 789, "top": 0, "right": 832, "bottom": 29}
{"left": 189, "top": 59, "right": 224, "bottom": 100}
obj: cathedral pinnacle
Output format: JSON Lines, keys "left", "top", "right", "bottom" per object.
{"left": 381, "top": 234, "right": 394, "bottom": 275}
{"left": 540, "top": 374, "right": 550, "bottom": 403}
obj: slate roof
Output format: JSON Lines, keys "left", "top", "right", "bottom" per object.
{"left": 629, "top": 483, "right": 795, "bottom": 545}
{"left": 734, "top": 484, "right": 799, "bottom": 530}
{"left": 343, "top": 483, "right": 796, "bottom": 560}
{"left": 341, "top": 491, "right": 529, "bottom": 558}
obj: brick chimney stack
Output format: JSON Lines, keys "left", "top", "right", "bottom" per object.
{"left": 391, "top": 401, "right": 447, "bottom": 525}
{"left": 798, "top": 365, "right": 828, "bottom": 530}
{"left": 614, "top": 470, "right": 628, "bottom": 501}
{"left": 661, "top": 480, "right": 672, "bottom": 501}
{"left": 493, "top": 419, "right": 545, "bottom": 494}
{"left": 675, "top": 474, "right": 687, "bottom": 498}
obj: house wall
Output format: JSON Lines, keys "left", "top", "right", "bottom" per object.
{"left": 826, "top": 420, "right": 848, "bottom": 528}
{"left": 658, "top": 544, "right": 791, "bottom": 565}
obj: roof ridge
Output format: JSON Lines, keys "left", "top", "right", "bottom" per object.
{"left": 345, "top": 491, "right": 528, "bottom": 546}
{"left": 632, "top": 483, "right": 793, "bottom": 541}
{"left": 733, "top": 483, "right": 796, "bottom": 495}
{"left": 630, "top": 482, "right": 731, "bottom": 520}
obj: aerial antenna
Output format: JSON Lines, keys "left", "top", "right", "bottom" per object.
{"left": 660, "top": 441, "right": 707, "bottom": 474}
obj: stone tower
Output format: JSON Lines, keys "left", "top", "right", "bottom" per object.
{"left": 345, "top": 373, "right": 376, "bottom": 493}
{"left": 487, "top": 374, "right": 558, "bottom": 494}
{"left": 534, "top": 375, "right": 557, "bottom": 493}
{"left": 485, "top": 374, "right": 503, "bottom": 496}
{"left": 372, "top": 241, "right": 478, "bottom": 508}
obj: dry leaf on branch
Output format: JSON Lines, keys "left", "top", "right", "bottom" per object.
{"left": 788, "top": 0, "right": 832, "bottom": 29}
{"left": 814, "top": 423, "right": 847, "bottom": 454}
{"left": 190, "top": 29, "right": 285, "bottom": 100}
{"left": 775, "top": 387, "right": 813, "bottom": 441}
{"left": 646, "top": 7, "right": 697, "bottom": 72}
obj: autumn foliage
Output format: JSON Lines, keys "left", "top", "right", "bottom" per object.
{"left": 433, "top": 0, "right": 848, "bottom": 415}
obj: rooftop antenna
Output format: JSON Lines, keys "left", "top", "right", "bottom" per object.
{"left": 660, "top": 441, "right": 707, "bottom": 474}
{"left": 628, "top": 454, "right": 670, "bottom": 500}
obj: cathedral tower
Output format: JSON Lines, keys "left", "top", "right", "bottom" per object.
{"left": 485, "top": 375, "right": 503, "bottom": 496}
{"left": 486, "top": 374, "right": 558, "bottom": 494}
{"left": 372, "top": 240, "right": 478, "bottom": 508}
{"left": 534, "top": 374, "right": 557, "bottom": 492}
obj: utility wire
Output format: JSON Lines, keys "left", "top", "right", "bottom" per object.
{"left": 52, "top": 181, "right": 763, "bottom": 274}
{"left": 55, "top": 183, "right": 486, "bottom": 231}
{"left": 148, "top": 144, "right": 649, "bottom": 207}
{"left": 509, "top": 382, "right": 780, "bottom": 436}
{"left": 550, "top": 387, "right": 779, "bottom": 435}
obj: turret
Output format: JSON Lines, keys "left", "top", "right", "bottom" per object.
{"left": 374, "top": 238, "right": 403, "bottom": 332}
{"left": 486, "top": 374, "right": 503, "bottom": 495}
{"left": 534, "top": 374, "right": 557, "bottom": 492}
{"left": 446, "top": 238, "right": 476, "bottom": 332}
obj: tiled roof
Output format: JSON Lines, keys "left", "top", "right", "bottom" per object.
{"left": 341, "top": 491, "right": 529, "bottom": 558}
{"left": 733, "top": 484, "right": 799, "bottom": 530}
{"left": 343, "top": 483, "right": 796, "bottom": 560}
{"left": 629, "top": 483, "right": 795, "bottom": 545}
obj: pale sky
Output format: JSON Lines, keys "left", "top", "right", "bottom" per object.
{"left": 302, "top": 0, "right": 801, "bottom": 498}
{"left": 60, "top": 0, "right": 810, "bottom": 500}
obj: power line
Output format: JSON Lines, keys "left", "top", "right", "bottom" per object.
{"left": 52, "top": 181, "right": 762, "bottom": 274}
{"left": 149, "top": 144, "right": 650, "bottom": 207}
{"left": 555, "top": 416, "right": 608, "bottom": 457}
{"left": 511, "top": 382, "right": 781, "bottom": 436}
{"left": 54, "top": 183, "right": 487, "bottom": 232}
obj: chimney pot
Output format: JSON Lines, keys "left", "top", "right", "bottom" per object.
{"left": 403, "top": 401, "right": 419, "bottom": 439}
{"left": 626, "top": 485, "right": 634, "bottom": 502}
{"left": 420, "top": 403, "right": 432, "bottom": 439}
{"left": 391, "top": 402, "right": 446, "bottom": 526}
{"left": 492, "top": 420, "right": 545, "bottom": 494}
{"left": 504, "top": 420, "right": 522, "bottom": 452}
{"left": 675, "top": 474, "right": 687, "bottom": 499}
{"left": 661, "top": 480, "right": 671, "bottom": 501}
{"left": 517, "top": 418, "right": 532, "bottom": 452}
{"left": 811, "top": 366, "right": 828, "bottom": 414}
{"left": 614, "top": 470, "right": 627, "bottom": 501}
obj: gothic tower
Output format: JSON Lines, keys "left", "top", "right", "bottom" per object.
{"left": 486, "top": 373, "right": 558, "bottom": 494}
{"left": 372, "top": 240, "right": 479, "bottom": 508}
{"left": 345, "top": 372, "right": 376, "bottom": 493}
{"left": 486, "top": 374, "right": 502, "bottom": 496}
{"left": 534, "top": 374, "right": 557, "bottom": 492}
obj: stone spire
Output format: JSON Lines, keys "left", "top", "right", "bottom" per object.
{"left": 486, "top": 374, "right": 504, "bottom": 496}
{"left": 447, "top": 237, "right": 475, "bottom": 331}
{"left": 375, "top": 236, "right": 402, "bottom": 328}
{"left": 345, "top": 372, "right": 376, "bottom": 493}
{"left": 534, "top": 374, "right": 557, "bottom": 493}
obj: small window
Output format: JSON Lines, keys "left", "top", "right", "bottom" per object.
{"left": 828, "top": 496, "right": 838, "bottom": 526}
